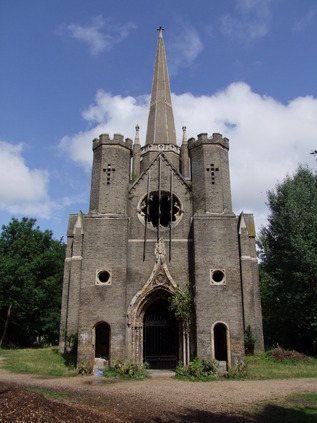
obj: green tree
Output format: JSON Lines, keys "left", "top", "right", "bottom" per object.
{"left": 258, "top": 166, "right": 317, "bottom": 351}
{"left": 169, "top": 281, "right": 194, "bottom": 366}
{"left": 0, "top": 217, "right": 65, "bottom": 346}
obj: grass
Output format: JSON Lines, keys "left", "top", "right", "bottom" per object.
{"left": 245, "top": 353, "right": 317, "bottom": 380}
{"left": 0, "top": 346, "right": 77, "bottom": 377}
{"left": 254, "top": 393, "right": 317, "bottom": 423}
{"left": 0, "top": 346, "right": 316, "bottom": 381}
{"left": 26, "top": 387, "right": 73, "bottom": 401}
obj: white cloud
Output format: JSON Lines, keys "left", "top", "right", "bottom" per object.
{"left": 60, "top": 91, "right": 149, "bottom": 171}
{"left": 167, "top": 28, "right": 203, "bottom": 75}
{"left": 59, "top": 84, "right": 317, "bottom": 232}
{"left": 0, "top": 141, "right": 84, "bottom": 220}
{"left": 0, "top": 142, "right": 49, "bottom": 204}
{"left": 220, "top": 0, "right": 272, "bottom": 43}
{"left": 58, "top": 15, "right": 137, "bottom": 55}
{"left": 293, "top": 8, "right": 316, "bottom": 32}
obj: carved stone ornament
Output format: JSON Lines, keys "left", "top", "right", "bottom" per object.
{"left": 155, "top": 238, "right": 166, "bottom": 263}
{"left": 154, "top": 270, "right": 167, "bottom": 285}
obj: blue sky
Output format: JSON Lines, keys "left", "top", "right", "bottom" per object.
{"left": 1, "top": 0, "right": 317, "bottom": 240}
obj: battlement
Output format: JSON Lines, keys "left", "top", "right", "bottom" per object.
{"left": 188, "top": 133, "right": 229, "bottom": 151}
{"left": 92, "top": 133, "right": 133, "bottom": 151}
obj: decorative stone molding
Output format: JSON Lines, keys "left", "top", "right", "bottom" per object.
{"left": 127, "top": 238, "right": 177, "bottom": 363}
{"left": 141, "top": 144, "right": 180, "bottom": 155}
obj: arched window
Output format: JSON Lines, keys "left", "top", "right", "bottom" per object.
{"left": 213, "top": 323, "right": 228, "bottom": 361}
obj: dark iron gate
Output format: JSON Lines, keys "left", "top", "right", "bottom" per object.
{"left": 143, "top": 299, "right": 178, "bottom": 369}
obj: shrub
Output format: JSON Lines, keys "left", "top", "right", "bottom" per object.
{"left": 77, "top": 361, "right": 92, "bottom": 375}
{"left": 227, "top": 360, "right": 247, "bottom": 379}
{"left": 103, "top": 359, "right": 150, "bottom": 379}
{"left": 268, "top": 347, "right": 311, "bottom": 363}
{"left": 175, "top": 357, "right": 218, "bottom": 381}
{"left": 244, "top": 325, "right": 256, "bottom": 355}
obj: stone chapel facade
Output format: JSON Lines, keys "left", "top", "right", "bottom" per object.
{"left": 59, "top": 28, "right": 264, "bottom": 370}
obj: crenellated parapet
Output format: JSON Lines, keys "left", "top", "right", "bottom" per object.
{"left": 92, "top": 133, "right": 133, "bottom": 152}
{"left": 188, "top": 133, "right": 229, "bottom": 151}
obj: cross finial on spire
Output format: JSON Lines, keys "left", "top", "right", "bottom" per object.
{"left": 157, "top": 26, "right": 164, "bottom": 37}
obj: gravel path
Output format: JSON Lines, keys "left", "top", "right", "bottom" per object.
{"left": 1, "top": 367, "right": 317, "bottom": 422}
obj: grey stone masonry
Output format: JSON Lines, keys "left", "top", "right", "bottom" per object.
{"left": 238, "top": 213, "right": 264, "bottom": 351}
{"left": 89, "top": 134, "right": 132, "bottom": 214}
{"left": 59, "top": 28, "right": 264, "bottom": 370}
{"left": 189, "top": 133, "right": 232, "bottom": 215}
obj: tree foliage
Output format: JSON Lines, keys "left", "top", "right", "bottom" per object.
{"left": 169, "top": 282, "right": 194, "bottom": 334}
{"left": 0, "top": 217, "right": 65, "bottom": 346}
{"left": 258, "top": 166, "right": 317, "bottom": 351}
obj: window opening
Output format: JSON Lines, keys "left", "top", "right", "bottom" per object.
{"left": 95, "top": 322, "right": 110, "bottom": 360}
{"left": 206, "top": 164, "right": 219, "bottom": 185}
{"left": 140, "top": 191, "right": 181, "bottom": 228}
{"left": 210, "top": 269, "right": 225, "bottom": 285}
{"left": 96, "top": 270, "right": 111, "bottom": 285}
{"left": 214, "top": 323, "right": 227, "bottom": 361}
{"left": 103, "top": 164, "right": 116, "bottom": 185}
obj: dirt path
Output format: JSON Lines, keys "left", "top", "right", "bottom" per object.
{"left": 1, "top": 367, "right": 317, "bottom": 422}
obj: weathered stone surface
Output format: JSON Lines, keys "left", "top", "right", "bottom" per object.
{"left": 59, "top": 28, "right": 263, "bottom": 370}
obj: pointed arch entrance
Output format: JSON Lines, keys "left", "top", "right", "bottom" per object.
{"left": 127, "top": 239, "right": 185, "bottom": 369}
{"left": 143, "top": 298, "right": 178, "bottom": 369}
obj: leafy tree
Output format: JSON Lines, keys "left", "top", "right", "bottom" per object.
{"left": 169, "top": 282, "right": 194, "bottom": 335}
{"left": 169, "top": 281, "right": 195, "bottom": 366}
{"left": 0, "top": 217, "right": 65, "bottom": 346}
{"left": 258, "top": 166, "right": 317, "bottom": 351}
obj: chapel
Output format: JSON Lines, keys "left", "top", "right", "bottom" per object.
{"left": 59, "top": 27, "right": 264, "bottom": 370}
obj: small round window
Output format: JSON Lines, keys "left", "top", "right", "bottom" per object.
{"left": 210, "top": 269, "right": 225, "bottom": 285}
{"left": 96, "top": 270, "right": 111, "bottom": 285}
{"left": 138, "top": 191, "right": 182, "bottom": 229}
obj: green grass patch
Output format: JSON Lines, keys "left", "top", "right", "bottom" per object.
{"left": 26, "top": 387, "right": 72, "bottom": 401}
{"left": 255, "top": 393, "right": 317, "bottom": 423}
{"left": 0, "top": 346, "right": 77, "bottom": 377}
{"left": 245, "top": 353, "right": 317, "bottom": 380}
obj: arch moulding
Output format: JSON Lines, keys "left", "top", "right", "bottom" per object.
{"left": 127, "top": 239, "right": 177, "bottom": 363}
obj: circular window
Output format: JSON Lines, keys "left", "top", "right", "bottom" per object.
{"left": 211, "top": 269, "right": 225, "bottom": 285}
{"left": 97, "top": 270, "right": 111, "bottom": 285}
{"left": 138, "top": 191, "right": 182, "bottom": 230}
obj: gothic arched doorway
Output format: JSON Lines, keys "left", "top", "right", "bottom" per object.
{"left": 143, "top": 299, "right": 178, "bottom": 369}
{"left": 95, "top": 322, "right": 110, "bottom": 360}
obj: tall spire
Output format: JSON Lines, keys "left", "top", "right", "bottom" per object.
{"left": 145, "top": 26, "right": 176, "bottom": 145}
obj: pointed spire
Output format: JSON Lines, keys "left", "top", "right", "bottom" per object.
{"left": 145, "top": 27, "right": 176, "bottom": 145}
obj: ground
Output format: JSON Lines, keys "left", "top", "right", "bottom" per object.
{"left": 0, "top": 368, "right": 317, "bottom": 422}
